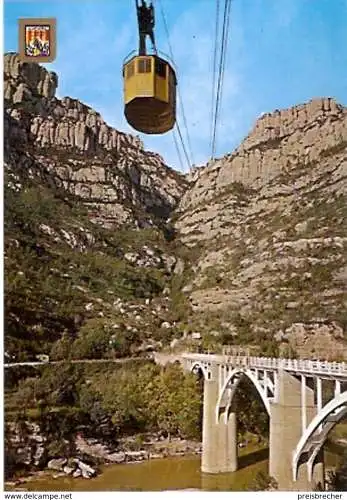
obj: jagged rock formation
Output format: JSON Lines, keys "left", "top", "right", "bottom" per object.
{"left": 4, "top": 51, "right": 347, "bottom": 361}
{"left": 180, "top": 98, "right": 346, "bottom": 213}
{"left": 4, "top": 52, "right": 187, "bottom": 228}
{"left": 175, "top": 98, "right": 347, "bottom": 359}
{"left": 4, "top": 53, "right": 188, "bottom": 361}
{"left": 4, "top": 52, "right": 58, "bottom": 101}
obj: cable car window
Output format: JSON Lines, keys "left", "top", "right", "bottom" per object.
{"left": 138, "top": 58, "right": 151, "bottom": 73}
{"left": 155, "top": 59, "right": 166, "bottom": 78}
{"left": 127, "top": 62, "right": 134, "bottom": 79}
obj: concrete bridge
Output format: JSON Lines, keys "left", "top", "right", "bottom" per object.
{"left": 181, "top": 351, "right": 347, "bottom": 491}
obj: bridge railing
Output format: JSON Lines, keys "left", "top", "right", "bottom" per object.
{"left": 181, "top": 353, "right": 347, "bottom": 376}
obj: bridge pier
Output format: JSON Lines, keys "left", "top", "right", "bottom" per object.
{"left": 184, "top": 353, "right": 347, "bottom": 491}
{"left": 269, "top": 370, "right": 324, "bottom": 491}
{"left": 202, "top": 377, "right": 237, "bottom": 473}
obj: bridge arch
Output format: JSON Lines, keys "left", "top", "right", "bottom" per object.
{"left": 216, "top": 367, "right": 272, "bottom": 423}
{"left": 292, "top": 391, "right": 347, "bottom": 482}
{"left": 190, "top": 362, "right": 209, "bottom": 381}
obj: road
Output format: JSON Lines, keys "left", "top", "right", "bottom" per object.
{"left": 3, "top": 357, "right": 148, "bottom": 368}
{"left": 3, "top": 353, "right": 183, "bottom": 368}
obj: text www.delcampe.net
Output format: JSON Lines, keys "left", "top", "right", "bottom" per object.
{"left": 4, "top": 494, "right": 72, "bottom": 500}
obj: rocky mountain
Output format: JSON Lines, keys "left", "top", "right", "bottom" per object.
{"left": 4, "top": 52, "right": 187, "bottom": 229}
{"left": 175, "top": 98, "right": 347, "bottom": 359}
{"left": 4, "top": 51, "right": 347, "bottom": 361}
{"left": 4, "top": 52, "right": 188, "bottom": 360}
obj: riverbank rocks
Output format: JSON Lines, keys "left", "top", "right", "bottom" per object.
{"left": 47, "top": 458, "right": 96, "bottom": 479}
{"left": 47, "top": 458, "right": 67, "bottom": 471}
{"left": 63, "top": 465, "right": 75, "bottom": 475}
{"left": 125, "top": 450, "right": 149, "bottom": 462}
{"left": 107, "top": 451, "right": 126, "bottom": 464}
{"left": 75, "top": 433, "right": 201, "bottom": 467}
{"left": 75, "top": 459, "right": 96, "bottom": 479}
{"left": 33, "top": 445, "right": 46, "bottom": 467}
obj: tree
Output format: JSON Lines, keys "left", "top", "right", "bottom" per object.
{"left": 260, "top": 340, "right": 279, "bottom": 357}
{"left": 326, "top": 449, "right": 347, "bottom": 491}
{"left": 71, "top": 318, "right": 112, "bottom": 359}
{"left": 153, "top": 364, "right": 202, "bottom": 440}
{"left": 176, "top": 373, "right": 202, "bottom": 439}
{"left": 280, "top": 343, "right": 297, "bottom": 359}
{"left": 39, "top": 364, "right": 80, "bottom": 406}
{"left": 109, "top": 329, "right": 135, "bottom": 358}
{"left": 233, "top": 378, "right": 269, "bottom": 438}
{"left": 12, "top": 377, "right": 40, "bottom": 409}
{"left": 50, "top": 331, "right": 73, "bottom": 360}
{"left": 249, "top": 471, "right": 278, "bottom": 491}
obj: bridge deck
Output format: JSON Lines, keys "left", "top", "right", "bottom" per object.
{"left": 182, "top": 353, "right": 347, "bottom": 379}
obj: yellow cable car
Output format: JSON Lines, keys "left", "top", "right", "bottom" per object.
{"left": 123, "top": 1, "right": 177, "bottom": 134}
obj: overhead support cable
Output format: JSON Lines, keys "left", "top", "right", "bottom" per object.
{"left": 175, "top": 121, "right": 191, "bottom": 172}
{"left": 172, "top": 128, "right": 184, "bottom": 172}
{"left": 210, "top": 0, "right": 232, "bottom": 161}
{"left": 210, "top": 0, "right": 221, "bottom": 153}
{"left": 217, "top": 0, "right": 232, "bottom": 135}
{"left": 157, "top": 0, "right": 195, "bottom": 169}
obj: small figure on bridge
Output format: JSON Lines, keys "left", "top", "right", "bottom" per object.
{"left": 136, "top": 0, "right": 156, "bottom": 55}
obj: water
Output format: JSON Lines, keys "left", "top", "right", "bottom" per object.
{"left": 19, "top": 449, "right": 268, "bottom": 492}
{"left": 15, "top": 449, "right": 343, "bottom": 491}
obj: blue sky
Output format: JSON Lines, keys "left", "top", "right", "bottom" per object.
{"left": 4, "top": 0, "right": 347, "bottom": 171}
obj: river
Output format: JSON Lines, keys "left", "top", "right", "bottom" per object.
{"left": 19, "top": 448, "right": 342, "bottom": 491}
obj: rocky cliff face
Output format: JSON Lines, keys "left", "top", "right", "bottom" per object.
{"left": 175, "top": 98, "right": 347, "bottom": 359}
{"left": 180, "top": 98, "right": 346, "bottom": 213}
{"left": 4, "top": 53, "right": 188, "bottom": 361}
{"left": 4, "top": 52, "right": 187, "bottom": 229}
{"left": 4, "top": 51, "right": 347, "bottom": 361}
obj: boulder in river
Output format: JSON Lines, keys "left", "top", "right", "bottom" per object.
{"left": 47, "top": 458, "right": 67, "bottom": 471}
{"left": 107, "top": 451, "right": 126, "bottom": 463}
{"left": 75, "top": 459, "right": 96, "bottom": 478}
{"left": 125, "top": 450, "right": 148, "bottom": 462}
{"left": 63, "top": 466, "right": 75, "bottom": 475}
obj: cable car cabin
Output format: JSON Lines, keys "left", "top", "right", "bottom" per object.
{"left": 123, "top": 55, "right": 177, "bottom": 134}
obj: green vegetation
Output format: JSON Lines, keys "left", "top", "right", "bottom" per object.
{"left": 326, "top": 448, "right": 347, "bottom": 491}
{"left": 5, "top": 132, "right": 346, "bottom": 490}
{"left": 4, "top": 178, "right": 206, "bottom": 476}
{"left": 233, "top": 378, "right": 269, "bottom": 438}
{"left": 5, "top": 361, "right": 203, "bottom": 478}
{"left": 4, "top": 183, "right": 170, "bottom": 360}
{"left": 248, "top": 471, "right": 278, "bottom": 491}
{"left": 5, "top": 358, "right": 274, "bottom": 481}
{"left": 167, "top": 272, "right": 191, "bottom": 323}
